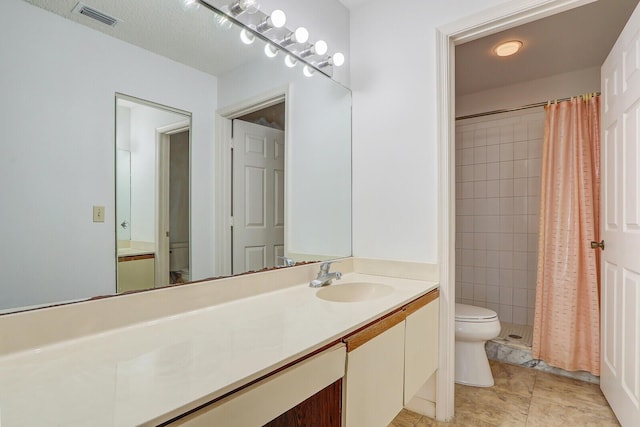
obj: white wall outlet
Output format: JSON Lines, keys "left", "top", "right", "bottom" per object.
{"left": 93, "top": 206, "right": 105, "bottom": 223}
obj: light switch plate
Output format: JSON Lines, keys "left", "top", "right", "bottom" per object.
{"left": 93, "top": 206, "right": 105, "bottom": 223}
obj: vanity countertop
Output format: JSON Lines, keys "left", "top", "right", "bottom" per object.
{"left": 0, "top": 273, "right": 437, "bottom": 426}
{"left": 117, "top": 247, "right": 155, "bottom": 257}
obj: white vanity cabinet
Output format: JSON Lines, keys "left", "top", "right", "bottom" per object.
{"left": 167, "top": 344, "right": 346, "bottom": 427}
{"left": 343, "top": 289, "right": 440, "bottom": 427}
{"left": 404, "top": 291, "right": 439, "bottom": 403}
{"left": 343, "top": 311, "right": 407, "bottom": 427}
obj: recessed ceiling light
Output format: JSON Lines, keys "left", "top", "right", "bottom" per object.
{"left": 495, "top": 40, "right": 523, "bottom": 57}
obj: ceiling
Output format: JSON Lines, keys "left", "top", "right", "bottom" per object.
{"left": 24, "top": 0, "right": 261, "bottom": 77}
{"left": 456, "top": 0, "right": 639, "bottom": 95}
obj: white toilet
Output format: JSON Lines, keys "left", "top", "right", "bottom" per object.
{"left": 455, "top": 303, "right": 501, "bottom": 387}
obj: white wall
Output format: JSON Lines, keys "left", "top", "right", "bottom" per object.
{"left": 350, "top": 0, "right": 508, "bottom": 263}
{"left": 0, "top": 0, "right": 218, "bottom": 309}
{"left": 456, "top": 66, "right": 600, "bottom": 117}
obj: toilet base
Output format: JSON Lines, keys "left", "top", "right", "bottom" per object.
{"left": 455, "top": 341, "right": 494, "bottom": 387}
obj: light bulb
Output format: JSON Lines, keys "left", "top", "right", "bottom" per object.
{"left": 294, "top": 27, "right": 309, "bottom": 44}
{"left": 332, "top": 52, "right": 345, "bottom": 67}
{"left": 229, "top": 0, "right": 260, "bottom": 16}
{"left": 270, "top": 10, "right": 286, "bottom": 28}
{"left": 314, "top": 40, "right": 328, "bottom": 56}
{"left": 264, "top": 44, "right": 278, "bottom": 58}
{"left": 240, "top": 28, "right": 255, "bottom": 45}
{"left": 495, "top": 40, "right": 523, "bottom": 57}
{"left": 303, "top": 65, "right": 315, "bottom": 77}
{"left": 256, "top": 9, "right": 287, "bottom": 32}
{"left": 284, "top": 55, "right": 297, "bottom": 68}
{"left": 214, "top": 12, "right": 233, "bottom": 29}
{"left": 181, "top": 0, "right": 200, "bottom": 11}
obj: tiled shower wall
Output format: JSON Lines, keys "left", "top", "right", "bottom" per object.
{"left": 455, "top": 109, "right": 545, "bottom": 325}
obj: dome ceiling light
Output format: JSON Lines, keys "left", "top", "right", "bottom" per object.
{"left": 495, "top": 40, "right": 523, "bottom": 57}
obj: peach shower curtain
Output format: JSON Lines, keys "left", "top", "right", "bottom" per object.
{"left": 532, "top": 95, "right": 601, "bottom": 375}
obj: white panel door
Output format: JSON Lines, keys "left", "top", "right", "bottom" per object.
{"left": 232, "top": 120, "right": 285, "bottom": 274}
{"left": 601, "top": 3, "right": 640, "bottom": 425}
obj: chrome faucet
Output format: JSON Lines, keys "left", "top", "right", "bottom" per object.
{"left": 309, "top": 261, "right": 342, "bottom": 287}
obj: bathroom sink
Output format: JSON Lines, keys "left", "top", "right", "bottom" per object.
{"left": 315, "top": 282, "right": 394, "bottom": 303}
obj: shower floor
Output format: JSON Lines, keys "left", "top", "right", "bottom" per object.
{"left": 486, "top": 322, "right": 599, "bottom": 384}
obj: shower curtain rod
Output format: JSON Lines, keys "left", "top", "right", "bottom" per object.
{"left": 455, "top": 92, "right": 601, "bottom": 121}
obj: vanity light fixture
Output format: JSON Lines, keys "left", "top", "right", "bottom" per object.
{"left": 284, "top": 54, "right": 298, "bottom": 68}
{"left": 256, "top": 9, "right": 286, "bottom": 32}
{"left": 317, "top": 52, "right": 345, "bottom": 68}
{"left": 299, "top": 40, "right": 328, "bottom": 58}
{"left": 201, "top": 1, "right": 346, "bottom": 79}
{"left": 182, "top": 0, "right": 200, "bottom": 10}
{"left": 495, "top": 40, "right": 523, "bottom": 57}
{"left": 280, "top": 27, "right": 309, "bottom": 47}
{"left": 240, "top": 28, "right": 255, "bottom": 44}
{"left": 228, "top": 0, "right": 259, "bottom": 16}
{"left": 303, "top": 65, "right": 315, "bottom": 77}
{"left": 264, "top": 43, "right": 279, "bottom": 58}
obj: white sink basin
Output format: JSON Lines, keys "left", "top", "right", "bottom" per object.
{"left": 315, "top": 282, "right": 394, "bottom": 303}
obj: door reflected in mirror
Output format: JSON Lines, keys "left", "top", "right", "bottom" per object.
{"left": 115, "top": 96, "right": 191, "bottom": 293}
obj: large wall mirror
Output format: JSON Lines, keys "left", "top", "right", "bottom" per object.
{"left": 0, "top": 0, "right": 351, "bottom": 313}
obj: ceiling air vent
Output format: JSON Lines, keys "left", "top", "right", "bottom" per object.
{"left": 72, "top": 2, "right": 120, "bottom": 27}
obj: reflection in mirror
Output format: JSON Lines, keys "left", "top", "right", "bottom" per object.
{"left": 115, "top": 96, "right": 191, "bottom": 294}
{"left": 0, "top": 0, "right": 351, "bottom": 314}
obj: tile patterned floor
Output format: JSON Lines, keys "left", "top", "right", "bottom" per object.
{"left": 389, "top": 360, "right": 620, "bottom": 427}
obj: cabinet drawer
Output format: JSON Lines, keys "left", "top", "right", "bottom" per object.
{"left": 170, "top": 344, "right": 346, "bottom": 427}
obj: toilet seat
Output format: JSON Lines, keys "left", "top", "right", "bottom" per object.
{"left": 455, "top": 303, "right": 498, "bottom": 323}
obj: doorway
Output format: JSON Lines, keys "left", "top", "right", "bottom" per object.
{"left": 437, "top": 0, "right": 638, "bottom": 421}
{"left": 115, "top": 95, "right": 191, "bottom": 292}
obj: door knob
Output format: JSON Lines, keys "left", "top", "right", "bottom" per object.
{"left": 590, "top": 240, "right": 605, "bottom": 250}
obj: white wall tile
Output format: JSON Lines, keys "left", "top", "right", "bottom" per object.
{"left": 500, "top": 179, "right": 514, "bottom": 197}
{"left": 514, "top": 197, "right": 527, "bottom": 215}
{"left": 514, "top": 234, "right": 528, "bottom": 251}
{"left": 486, "top": 269, "right": 500, "bottom": 288}
{"left": 500, "top": 161, "right": 514, "bottom": 179}
{"left": 499, "top": 287, "right": 513, "bottom": 304}
{"left": 475, "top": 267, "right": 487, "bottom": 285}
{"left": 528, "top": 139, "right": 542, "bottom": 158}
{"left": 487, "top": 197, "right": 500, "bottom": 215}
{"left": 500, "top": 269, "right": 513, "bottom": 287}
{"left": 486, "top": 145, "right": 500, "bottom": 162}
{"left": 513, "top": 269, "right": 527, "bottom": 289}
{"left": 462, "top": 147, "right": 474, "bottom": 165}
{"left": 486, "top": 216, "right": 500, "bottom": 233}
{"left": 474, "top": 181, "right": 487, "bottom": 198}
{"left": 461, "top": 283, "right": 474, "bottom": 299}
{"left": 514, "top": 124, "right": 528, "bottom": 142}
{"left": 513, "top": 288, "right": 527, "bottom": 307}
{"left": 514, "top": 215, "right": 528, "bottom": 233}
{"left": 455, "top": 149, "right": 463, "bottom": 166}
{"left": 474, "top": 146, "right": 487, "bottom": 164}
{"left": 513, "top": 159, "right": 528, "bottom": 178}
{"left": 512, "top": 306, "right": 527, "bottom": 325}
{"left": 474, "top": 284, "right": 487, "bottom": 302}
{"left": 500, "top": 143, "right": 514, "bottom": 161}
{"left": 527, "top": 158, "right": 541, "bottom": 177}
{"left": 473, "top": 250, "right": 487, "bottom": 267}
{"left": 462, "top": 130, "right": 474, "bottom": 149}
{"left": 528, "top": 177, "right": 540, "bottom": 196}
{"left": 461, "top": 215, "right": 474, "bottom": 233}
{"left": 500, "top": 198, "right": 514, "bottom": 216}
{"left": 462, "top": 181, "right": 474, "bottom": 199}
{"left": 527, "top": 214, "right": 539, "bottom": 233}
{"left": 474, "top": 199, "right": 489, "bottom": 215}
{"left": 500, "top": 125, "right": 514, "bottom": 144}
{"left": 527, "top": 196, "right": 540, "bottom": 215}
{"left": 487, "top": 180, "right": 500, "bottom": 198}
{"left": 462, "top": 233, "right": 474, "bottom": 249}
{"left": 499, "top": 305, "right": 513, "bottom": 323}
{"left": 486, "top": 233, "right": 500, "bottom": 250}
{"left": 474, "top": 163, "right": 487, "bottom": 181}
{"left": 487, "top": 302, "right": 501, "bottom": 314}
{"left": 474, "top": 128, "right": 487, "bottom": 146}
{"left": 527, "top": 289, "right": 536, "bottom": 308}
{"left": 527, "top": 308, "right": 535, "bottom": 325}
{"left": 514, "top": 141, "right": 528, "bottom": 159}
{"left": 513, "top": 252, "right": 527, "bottom": 270}
{"left": 462, "top": 165, "right": 474, "bottom": 181}
{"left": 528, "top": 120, "right": 544, "bottom": 140}
{"left": 514, "top": 178, "right": 528, "bottom": 197}
{"left": 461, "top": 249, "right": 474, "bottom": 266}
{"left": 486, "top": 251, "right": 500, "bottom": 269}
{"left": 474, "top": 232, "right": 487, "bottom": 250}
{"left": 486, "top": 285, "right": 500, "bottom": 303}
{"left": 500, "top": 251, "right": 513, "bottom": 269}
{"left": 500, "top": 216, "right": 515, "bottom": 234}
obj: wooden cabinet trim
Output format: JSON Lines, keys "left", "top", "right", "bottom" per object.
{"left": 118, "top": 253, "right": 155, "bottom": 262}
{"left": 344, "top": 310, "right": 406, "bottom": 352}
{"left": 405, "top": 288, "right": 439, "bottom": 317}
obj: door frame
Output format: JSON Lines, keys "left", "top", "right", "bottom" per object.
{"left": 214, "top": 86, "right": 290, "bottom": 276}
{"left": 436, "top": 0, "right": 596, "bottom": 420}
{"left": 156, "top": 120, "right": 191, "bottom": 287}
